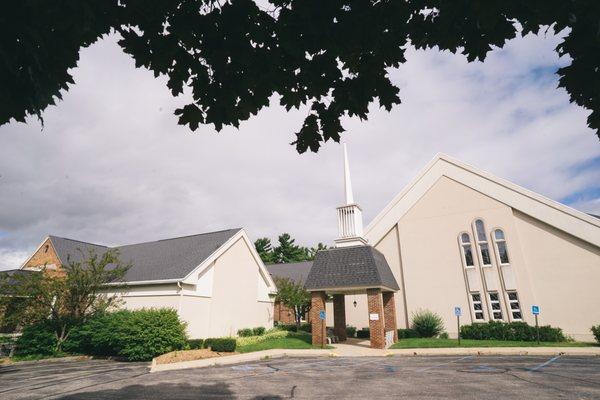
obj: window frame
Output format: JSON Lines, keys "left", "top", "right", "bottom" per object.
{"left": 488, "top": 291, "right": 504, "bottom": 321}
{"left": 506, "top": 291, "right": 522, "bottom": 321}
{"left": 492, "top": 228, "right": 510, "bottom": 266}
{"left": 458, "top": 232, "right": 476, "bottom": 270}
{"left": 470, "top": 292, "right": 485, "bottom": 321}
{"left": 472, "top": 219, "right": 492, "bottom": 268}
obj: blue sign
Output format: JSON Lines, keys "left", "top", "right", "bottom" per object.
{"left": 454, "top": 306, "right": 462, "bottom": 317}
{"left": 532, "top": 305, "right": 540, "bottom": 315}
{"left": 319, "top": 310, "right": 326, "bottom": 320}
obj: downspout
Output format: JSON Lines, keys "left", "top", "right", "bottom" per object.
{"left": 177, "top": 281, "right": 183, "bottom": 315}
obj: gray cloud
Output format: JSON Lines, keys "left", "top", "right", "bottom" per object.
{"left": 1, "top": 31, "right": 599, "bottom": 270}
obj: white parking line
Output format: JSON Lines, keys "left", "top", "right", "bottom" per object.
{"left": 528, "top": 355, "right": 561, "bottom": 372}
{"left": 415, "top": 356, "right": 475, "bottom": 372}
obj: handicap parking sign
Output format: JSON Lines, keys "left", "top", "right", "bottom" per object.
{"left": 319, "top": 310, "right": 326, "bottom": 320}
{"left": 531, "top": 305, "right": 540, "bottom": 315}
{"left": 454, "top": 306, "right": 462, "bottom": 317}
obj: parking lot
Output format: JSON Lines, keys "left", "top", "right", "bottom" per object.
{"left": 1, "top": 355, "right": 599, "bottom": 399}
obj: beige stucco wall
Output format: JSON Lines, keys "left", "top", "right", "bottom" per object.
{"left": 350, "top": 175, "right": 600, "bottom": 341}
{"left": 113, "top": 236, "right": 274, "bottom": 339}
{"left": 208, "top": 237, "right": 274, "bottom": 337}
{"left": 513, "top": 211, "right": 600, "bottom": 341}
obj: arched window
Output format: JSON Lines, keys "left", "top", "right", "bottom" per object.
{"left": 473, "top": 219, "right": 491, "bottom": 266}
{"left": 493, "top": 229, "right": 510, "bottom": 265}
{"left": 458, "top": 233, "right": 475, "bottom": 268}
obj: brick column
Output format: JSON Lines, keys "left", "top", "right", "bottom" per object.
{"left": 367, "top": 288, "right": 385, "bottom": 349}
{"left": 310, "top": 291, "right": 327, "bottom": 347}
{"left": 382, "top": 292, "right": 398, "bottom": 342}
{"left": 333, "top": 294, "right": 347, "bottom": 341}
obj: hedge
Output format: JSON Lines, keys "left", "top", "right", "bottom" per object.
{"left": 188, "top": 339, "right": 204, "bottom": 350}
{"left": 356, "top": 328, "right": 370, "bottom": 339}
{"left": 204, "top": 337, "right": 236, "bottom": 352}
{"left": 346, "top": 326, "right": 357, "bottom": 338}
{"left": 592, "top": 325, "right": 600, "bottom": 344}
{"left": 460, "top": 321, "right": 566, "bottom": 342}
{"left": 397, "top": 328, "right": 419, "bottom": 339}
{"left": 275, "top": 323, "right": 311, "bottom": 333}
{"left": 253, "top": 327, "right": 266, "bottom": 336}
{"left": 237, "top": 328, "right": 254, "bottom": 337}
{"left": 65, "top": 308, "right": 188, "bottom": 361}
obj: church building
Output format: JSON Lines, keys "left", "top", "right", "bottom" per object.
{"left": 291, "top": 148, "right": 600, "bottom": 344}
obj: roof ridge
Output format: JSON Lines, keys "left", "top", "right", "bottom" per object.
{"left": 114, "top": 228, "right": 242, "bottom": 249}
{"left": 49, "top": 235, "right": 108, "bottom": 248}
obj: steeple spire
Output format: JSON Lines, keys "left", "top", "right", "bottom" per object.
{"left": 343, "top": 143, "right": 354, "bottom": 205}
{"left": 334, "top": 144, "right": 367, "bottom": 247}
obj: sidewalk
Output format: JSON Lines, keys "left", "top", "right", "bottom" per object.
{"left": 150, "top": 342, "right": 600, "bottom": 373}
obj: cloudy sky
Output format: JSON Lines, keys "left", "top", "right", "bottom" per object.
{"left": 1, "top": 28, "right": 599, "bottom": 270}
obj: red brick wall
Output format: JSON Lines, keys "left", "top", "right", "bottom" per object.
{"left": 310, "top": 291, "right": 327, "bottom": 346}
{"left": 274, "top": 301, "right": 296, "bottom": 324}
{"left": 23, "top": 238, "right": 64, "bottom": 277}
{"left": 367, "top": 288, "right": 385, "bottom": 349}
{"left": 383, "top": 292, "right": 398, "bottom": 342}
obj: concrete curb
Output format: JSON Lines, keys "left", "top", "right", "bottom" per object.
{"left": 385, "top": 347, "right": 600, "bottom": 357}
{"left": 150, "top": 349, "right": 335, "bottom": 372}
{"left": 150, "top": 346, "right": 600, "bottom": 372}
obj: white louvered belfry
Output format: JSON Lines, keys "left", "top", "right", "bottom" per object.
{"left": 334, "top": 144, "right": 367, "bottom": 248}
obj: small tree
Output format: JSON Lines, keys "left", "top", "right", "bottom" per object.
{"left": 274, "top": 277, "right": 311, "bottom": 328}
{"left": 0, "top": 249, "right": 129, "bottom": 352}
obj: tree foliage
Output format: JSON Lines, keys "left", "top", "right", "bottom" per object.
{"left": 0, "top": 249, "right": 130, "bottom": 351}
{"left": 2, "top": 1, "right": 599, "bottom": 151}
{"left": 254, "top": 233, "right": 327, "bottom": 264}
{"left": 273, "top": 277, "right": 311, "bottom": 327}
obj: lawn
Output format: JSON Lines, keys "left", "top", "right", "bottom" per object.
{"left": 390, "top": 338, "right": 598, "bottom": 349}
{"left": 237, "top": 332, "right": 330, "bottom": 353}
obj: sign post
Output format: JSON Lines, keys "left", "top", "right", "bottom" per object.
{"left": 319, "top": 310, "right": 326, "bottom": 348}
{"left": 454, "top": 306, "right": 462, "bottom": 346}
{"left": 531, "top": 305, "right": 540, "bottom": 345}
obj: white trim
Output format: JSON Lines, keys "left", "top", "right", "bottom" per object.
{"left": 105, "top": 278, "right": 182, "bottom": 286}
{"left": 180, "top": 229, "right": 277, "bottom": 294}
{"left": 365, "top": 153, "right": 600, "bottom": 248}
{"left": 19, "top": 236, "right": 51, "bottom": 269}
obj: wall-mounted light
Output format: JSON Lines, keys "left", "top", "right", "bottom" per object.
{"left": 353, "top": 300, "right": 357, "bottom": 308}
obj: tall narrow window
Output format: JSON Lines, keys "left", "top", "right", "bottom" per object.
{"left": 493, "top": 229, "right": 510, "bottom": 264}
{"left": 507, "top": 291, "right": 522, "bottom": 320}
{"left": 474, "top": 219, "right": 491, "bottom": 266}
{"left": 459, "top": 233, "right": 475, "bottom": 268}
{"left": 471, "top": 293, "right": 485, "bottom": 320}
{"left": 488, "top": 292, "right": 503, "bottom": 320}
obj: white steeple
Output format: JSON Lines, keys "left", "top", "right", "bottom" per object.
{"left": 334, "top": 144, "right": 367, "bottom": 247}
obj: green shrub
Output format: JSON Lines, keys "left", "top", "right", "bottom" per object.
{"left": 299, "top": 323, "right": 312, "bottom": 333}
{"left": 205, "top": 338, "right": 236, "bottom": 352}
{"left": 460, "top": 321, "right": 566, "bottom": 342}
{"left": 397, "top": 328, "right": 419, "bottom": 339}
{"left": 411, "top": 310, "right": 444, "bottom": 338}
{"left": 15, "top": 322, "right": 57, "bottom": 356}
{"left": 438, "top": 332, "right": 449, "bottom": 339}
{"left": 592, "top": 326, "right": 600, "bottom": 344}
{"left": 252, "top": 327, "right": 266, "bottom": 336}
{"left": 236, "top": 330, "right": 290, "bottom": 346}
{"left": 356, "top": 328, "right": 370, "bottom": 339}
{"left": 346, "top": 326, "right": 357, "bottom": 338}
{"left": 72, "top": 308, "right": 187, "bottom": 361}
{"left": 237, "top": 328, "right": 254, "bottom": 337}
{"left": 188, "top": 339, "right": 204, "bottom": 350}
{"left": 276, "top": 324, "right": 298, "bottom": 332}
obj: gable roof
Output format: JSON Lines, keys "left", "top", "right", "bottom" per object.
{"left": 266, "top": 261, "right": 313, "bottom": 285}
{"left": 304, "top": 246, "right": 400, "bottom": 292}
{"left": 44, "top": 229, "right": 242, "bottom": 283}
{"left": 365, "top": 154, "right": 600, "bottom": 248}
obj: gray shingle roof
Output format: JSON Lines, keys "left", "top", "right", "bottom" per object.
{"left": 305, "top": 245, "right": 400, "bottom": 292}
{"left": 48, "top": 228, "right": 241, "bottom": 283}
{"left": 266, "top": 261, "right": 313, "bottom": 285}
